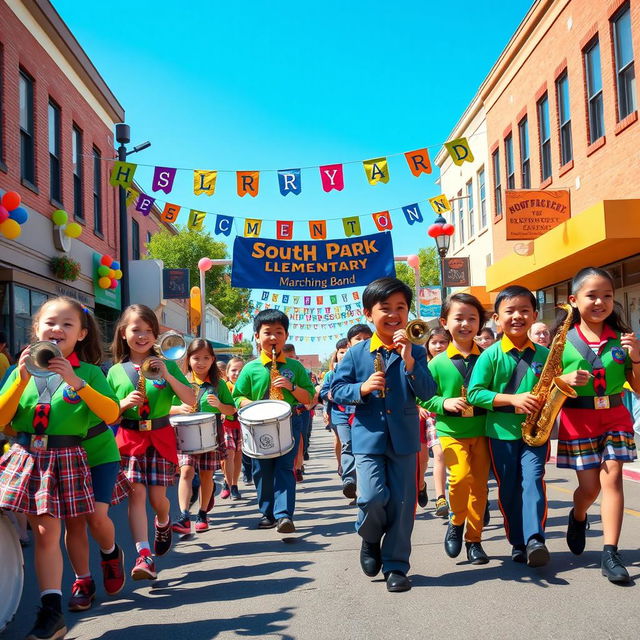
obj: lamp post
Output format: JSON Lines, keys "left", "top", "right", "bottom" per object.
{"left": 428, "top": 214, "right": 455, "bottom": 304}
{"left": 115, "top": 123, "right": 151, "bottom": 310}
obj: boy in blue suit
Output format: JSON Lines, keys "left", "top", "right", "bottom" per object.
{"left": 331, "top": 277, "right": 435, "bottom": 592}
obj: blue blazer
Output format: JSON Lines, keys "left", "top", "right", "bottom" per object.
{"left": 330, "top": 339, "right": 435, "bottom": 456}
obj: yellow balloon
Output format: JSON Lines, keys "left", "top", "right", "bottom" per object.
{"left": 108, "top": 269, "right": 115, "bottom": 278}
{"left": 65, "top": 222, "right": 82, "bottom": 238}
{"left": 98, "top": 276, "right": 111, "bottom": 289}
{"left": 0, "top": 219, "right": 21, "bottom": 239}
{"left": 114, "top": 269, "right": 123, "bottom": 279}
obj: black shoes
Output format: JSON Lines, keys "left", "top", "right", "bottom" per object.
{"left": 342, "top": 481, "right": 357, "bottom": 500}
{"left": 511, "top": 544, "right": 526, "bottom": 563}
{"left": 385, "top": 570, "right": 411, "bottom": 592}
{"left": 444, "top": 522, "right": 464, "bottom": 558}
{"left": 276, "top": 517, "right": 296, "bottom": 534}
{"left": 566, "top": 508, "right": 588, "bottom": 555}
{"left": 257, "top": 516, "right": 277, "bottom": 529}
{"left": 601, "top": 548, "right": 630, "bottom": 584}
{"left": 360, "top": 539, "right": 382, "bottom": 577}
{"left": 26, "top": 606, "right": 67, "bottom": 640}
{"left": 153, "top": 518, "right": 173, "bottom": 557}
{"left": 417, "top": 484, "right": 428, "bottom": 508}
{"left": 526, "top": 538, "right": 550, "bottom": 567}
{"left": 466, "top": 542, "right": 489, "bottom": 565}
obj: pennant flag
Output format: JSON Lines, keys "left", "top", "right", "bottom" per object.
{"left": 276, "top": 220, "right": 294, "bottom": 240}
{"left": 363, "top": 157, "right": 389, "bottom": 185}
{"left": 402, "top": 203, "right": 423, "bottom": 225}
{"left": 261, "top": 291, "right": 269, "bottom": 301}
{"left": 244, "top": 218, "right": 262, "bottom": 237}
{"left": 237, "top": 171, "right": 260, "bottom": 197}
{"left": 160, "top": 203, "right": 181, "bottom": 223}
{"left": 342, "top": 216, "right": 361, "bottom": 237}
{"left": 316, "top": 296, "right": 323, "bottom": 305}
{"left": 404, "top": 148, "right": 432, "bottom": 176}
{"left": 215, "top": 214, "right": 233, "bottom": 236}
{"left": 278, "top": 169, "right": 301, "bottom": 196}
{"left": 272, "top": 294, "right": 278, "bottom": 303}
{"left": 353, "top": 292, "right": 359, "bottom": 300}
{"left": 232, "top": 333, "right": 243, "bottom": 344}
{"left": 282, "top": 295, "right": 289, "bottom": 303}
{"left": 342, "top": 294, "right": 348, "bottom": 302}
{"left": 187, "top": 209, "right": 206, "bottom": 231}
{"left": 151, "top": 166, "right": 177, "bottom": 194}
{"left": 109, "top": 161, "right": 136, "bottom": 188}
{"left": 135, "top": 193, "right": 155, "bottom": 216}
{"left": 125, "top": 187, "right": 139, "bottom": 206}
{"left": 293, "top": 296, "right": 300, "bottom": 304}
{"left": 372, "top": 210, "right": 393, "bottom": 231}
{"left": 444, "top": 137, "right": 474, "bottom": 166}
{"left": 319, "top": 164, "right": 344, "bottom": 192}
{"left": 309, "top": 220, "right": 327, "bottom": 240}
{"left": 194, "top": 170, "right": 218, "bottom": 196}
{"left": 330, "top": 295, "right": 337, "bottom": 304}
{"left": 325, "top": 307, "right": 331, "bottom": 313}
{"left": 346, "top": 304, "right": 351, "bottom": 311}
{"left": 429, "top": 194, "right": 452, "bottom": 214}
{"left": 304, "top": 296, "right": 311, "bottom": 305}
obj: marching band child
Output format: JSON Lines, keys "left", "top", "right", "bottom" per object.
{"left": 475, "top": 327, "right": 496, "bottom": 349}
{"left": 0, "top": 297, "right": 120, "bottom": 640}
{"left": 226, "top": 357, "right": 251, "bottom": 484}
{"left": 421, "top": 293, "right": 490, "bottom": 564}
{"left": 557, "top": 267, "right": 640, "bottom": 583}
{"left": 107, "top": 304, "right": 194, "bottom": 581}
{"left": 220, "top": 356, "right": 245, "bottom": 498}
{"left": 172, "top": 339, "right": 235, "bottom": 533}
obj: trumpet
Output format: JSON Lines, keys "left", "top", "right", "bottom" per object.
{"left": 25, "top": 340, "right": 62, "bottom": 378}
{"left": 139, "top": 331, "right": 187, "bottom": 382}
{"left": 404, "top": 319, "right": 429, "bottom": 345}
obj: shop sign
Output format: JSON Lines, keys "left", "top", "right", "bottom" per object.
{"left": 418, "top": 287, "right": 441, "bottom": 318}
{"left": 505, "top": 189, "right": 571, "bottom": 240}
{"left": 163, "top": 268, "right": 190, "bottom": 299}
{"left": 443, "top": 257, "right": 470, "bottom": 287}
{"left": 93, "top": 253, "right": 121, "bottom": 310}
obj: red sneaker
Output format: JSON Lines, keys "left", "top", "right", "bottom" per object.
{"left": 220, "top": 481, "right": 231, "bottom": 499}
{"left": 195, "top": 514, "right": 209, "bottom": 532}
{"left": 171, "top": 515, "right": 191, "bottom": 535}
{"left": 101, "top": 546, "right": 125, "bottom": 596}
{"left": 68, "top": 577, "right": 96, "bottom": 611}
{"left": 131, "top": 553, "right": 157, "bottom": 581}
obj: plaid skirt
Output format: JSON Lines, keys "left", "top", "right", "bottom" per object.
{"left": 0, "top": 444, "right": 94, "bottom": 518}
{"left": 111, "top": 469, "right": 133, "bottom": 505}
{"left": 178, "top": 449, "right": 221, "bottom": 472}
{"left": 223, "top": 427, "right": 242, "bottom": 452}
{"left": 121, "top": 448, "right": 176, "bottom": 486}
{"left": 557, "top": 431, "right": 637, "bottom": 471}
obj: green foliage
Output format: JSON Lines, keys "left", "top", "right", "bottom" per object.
{"left": 146, "top": 226, "right": 253, "bottom": 330}
{"left": 50, "top": 256, "right": 81, "bottom": 282}
{"left": 233, "top": 339, "right": 255, "bottom": 358}
{"left": 395, "top": 247, "right": 441, "bottom": 289}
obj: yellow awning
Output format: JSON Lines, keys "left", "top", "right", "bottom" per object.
{"left": 456, "top": 286, "right": 496, "bottom": 310}
{"left": 486, "top": 199, "right": 640, "bottom": 292}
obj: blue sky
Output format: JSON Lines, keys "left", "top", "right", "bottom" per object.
{"left": 53, "top": 0, "right": 532, "bottom": 354}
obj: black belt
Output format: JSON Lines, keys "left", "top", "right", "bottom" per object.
{"left": 444, "top": 407, "right": 487, "bottom": 417}
{"left": 494, "top": 406, "right": 517, "bottom": 413}
{"left": 120, "top": 417, "right": 171, "bottom": 431}
{"left": 83, "top": 422, "right": 109, "bottom": 441}
{"left": 564, "top": 394, "right": 624, "bottom": 410}
{"left": 17, "top": 433, "right": 82, "bottom": 450}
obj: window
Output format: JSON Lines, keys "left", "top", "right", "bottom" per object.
{"left": 478, "top": 167, "right": 487, "bottom": 228}
{"left": 457, "top": 191, "right": 465, "bottom": 244}
{"left": 505, "top": 134, "right": 515, "bottom": 189}
{"left": 146, "top": 231, "right": 152, "bottom": 245}
{"left": 612, "top": 4, "right": 636, "bottom": 120}
{"left": 132, "top": 218, "right": 140, "bottom": 260}
{"left": 537, "top": 94, "right": 552, "bottom": 181}
{"left": 19, "top": 70, "right": 35, "bottom": 184}
{"left": 466, "top": 179, "right": 474, "bottom": 237}
{"left": 72, "top": 125, "right": 83, "bottom": 219}
{"left": 518, "top": 117, "right": 531, "bottom": 188}
{"left": 585, "top": 39, "right": 605, "bottom": 142}
{"left": 93, "top": 147, "right": 102, "bottom": 234}
{"left": 14, "top": 285, "right": 48, "bottom": 351}
{"left": 492, "top": 149, "right": 502, "bottom": 216}
{"left": 556, "top": 72, "right": 573, "bottom": 165}
{"left": 48, "top": 100, "right": 61, "bottom": 203}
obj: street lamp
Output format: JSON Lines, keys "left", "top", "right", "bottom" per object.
{"left": 428, "top": 214, "right": 455, "bottom": 304}
{"left": 115, "top": 123, "right": 151, "bottom": 309}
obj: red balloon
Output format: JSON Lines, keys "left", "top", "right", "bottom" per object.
{"left": 0, "top": 206, "right": 8, "bottom": 224}
{"left": 427, "top": 224, "right": 444, "bottom": 238}
{"left": 1, "top": 191, "right": 21, "bottom": 211}
{"left": 442, "top": 223, "right": 455, "bottom": 236}
{"left": 100, "top": 255, "right": 113, "bottom": 266}
{"left": 109, "top": 278, "right": 118, "bottom": 289}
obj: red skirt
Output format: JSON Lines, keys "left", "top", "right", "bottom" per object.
{"left": 121, "top": 450, "right": 176, "bottom": 486}
{"left": 111, "top": 469, "right": 133, "bottom": 505}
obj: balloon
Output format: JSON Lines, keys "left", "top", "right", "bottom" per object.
{"left": 111, "top": 261, "right": 120, "bottom": 270}
{"left": 442, "top": 223, "right": 455, "bottom": 236}
{"left": 100, "top": 255, "right": 113, "bottom": 266}
{"left": 114, "top": 269, "right": 123, "bottom": 279}
{"left": 65, "top": 222, "right": 82, "bottom": 238}
{"left": 198, "top": 257, "right": 213, "bottom": 271}
{"left": 98, "top": 276, "right": 111, "bottom": 289}
{"left": 1, "top": 191, "right": 21, "bottom": 211}
{"left": 98, "top": 265, "right": 110, "bottom": 277}
{"left": 109, "top": 279, "right": 118, "bottom": 289}
{"left": 0, "top": 206, "right": 8, "bottom": 224}
{"left": 0, "top": 219, "right": 21, "bottom": 239}
{"left": 427, "top": 224, "right": 442, "bottom": 238}
{"left": 406, "top": 254, "right": 419, "bottom": 269}
{"left": 52, "top": 209, "right": 68, "bottom": 226}
{"left": 9, "top": 207, "right": 28, "bottom": 224}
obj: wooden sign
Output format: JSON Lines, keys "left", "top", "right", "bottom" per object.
{"left": 505, "top": 189, "right": 571, "bottom": 240}
{"left": 443, "top": 257, "right": 470, "bottom": 287}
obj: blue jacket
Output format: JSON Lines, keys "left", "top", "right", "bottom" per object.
{"left": 330, "top": 339, "right": 435, "bottom": 455}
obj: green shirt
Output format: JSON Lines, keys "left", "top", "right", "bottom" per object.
{"left": 421, "top": 346, "right": 486, "bottom": 439}
{"left": 82, "top": 420, "right": 121, "bottom": 468}
{"left": 232, "top": 357, "right": 315, "bottom": 408}
{"left": 1, "top": 362, "right": 117, "bottom": 438}
{"left": 107, "top": 359, "right": 189, "bottom": 420}
{"left": 172, "top": 377, "right": 234, "bottom": 416}
{"left": 467, "top": 337, "right": 549, "bottom": 440}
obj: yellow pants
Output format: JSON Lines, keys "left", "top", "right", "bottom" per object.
{"left": 439, "top": 435, "right": 490, "bottom": 542}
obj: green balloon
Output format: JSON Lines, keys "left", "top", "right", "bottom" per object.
{"left": 98, "top": 265, "right": 110, "bottom": 277}
{"left": 52, "top": 209, "right": 68, "bottom": 226}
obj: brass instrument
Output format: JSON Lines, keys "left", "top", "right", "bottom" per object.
{"left": 269, "top": 347, "right": 284, "bottom": 400}
{"left": 25, "top": 341, "right": 62, "bottom": 378}
{"left": 139, "top": 331, "right": 187, "bottom": 381}
{"left": 405, "top": 319, "right": 429, "bottom": 345}
{"left": 460, "top": 385, "right": 474, "bottom": 418}
{"left": 521, "top": 303, "right": 577, "bottom": 447}
{"left": 190, "top": 383, "right": 200, "bottom": 413}
{"left": 374, "top": 352, "right": 385, "bottom": 398}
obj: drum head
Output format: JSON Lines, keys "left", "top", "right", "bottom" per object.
{"left": 170, "top": 412, "right": 215, "bottom": 425}
{"left": 0, "top": 512, "right": 24, "bottom": 632}
{"left": 239, "top": 400, "right": 291, "bottom": 423}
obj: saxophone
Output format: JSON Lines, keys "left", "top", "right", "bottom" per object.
{"left": 374, "top": 352, "right": 385, "bottom": 398}
{"left": 521, "top": 303, "right": 577, "bottom": 446}
{"left": 191, "top": 383, "right": 200, "bottom": 413}
{"left": 269, "top": 347, "right": 284, "bottom": 400}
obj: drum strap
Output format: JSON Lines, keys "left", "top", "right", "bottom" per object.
{"left": 33, "top": 375, "right": 64, "bottom": 434}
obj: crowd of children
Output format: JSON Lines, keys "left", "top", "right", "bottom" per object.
{"left": 1, "top": 266, "right": 639, "bottom": 637}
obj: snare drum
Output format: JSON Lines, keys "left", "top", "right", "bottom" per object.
{"left": 0, "top": 511, "right": 23, "bottom": 633}
{"left": 170, "top": 413, "right": 218, "bottom": 455}
{"left": 238, "top": 400, "right": 294, "bottom": 459}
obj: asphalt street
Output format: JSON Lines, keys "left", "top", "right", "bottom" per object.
{"left": 5, "top": 418, "right": 640, "bottom": 640}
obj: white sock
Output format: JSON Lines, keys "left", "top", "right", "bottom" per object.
{"left": 41, "top": 589, "right": 63, "bottom": 597}
{"left": 100, "top": 544, "right": 116, "bottom": 555}
{"left": 136, "top": 541, "right": 151, "bottom": 554}
{"left": 74, "top": 573, "right": 91, "bottom": 580}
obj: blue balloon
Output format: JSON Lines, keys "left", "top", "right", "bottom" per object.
{"left": 111, "top": 260, "right": 120, "bottom": 270}
{"left": 9, "top": 207, "right": 28, "bottom": 224}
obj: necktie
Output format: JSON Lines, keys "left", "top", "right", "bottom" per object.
{"left": 592, "top": 367, "right": 606, "bottom": 396}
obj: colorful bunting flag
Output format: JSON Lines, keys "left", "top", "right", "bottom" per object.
{"left": 194, "top": 170, "right": 218, "bottom": 196}
{"left": 404, "top": 148, "right": 432, "bottom": 176}
{"left": 342, "top": 216, "right": 361, "bottom": 237}
{"left": 244, "top": 219, "right": 262, "bottom": 237}
{"left": 152, "top": 166, "right": 177, "bottom": 194}
{"left": 429, "top": 194, "right": 452, "bottom": 214}
{"left": 237, "top": 171, "right": 260, "bottom": 197}
{"left": 444, "top": 137, "right": 474, "bottom": 166}
{"left": 309, "top": 220, "right": 327, "bottom": 240}
{"left": 135, "top": 193, "right": 155, "bottom": 216}
{"left": 276, "top": 220, "right": 294, "bottom": 240}
{"left": 215, "top": 214, "right": 233, "bottom": 236}
{"left": 402, "top": 203, "right": 423, "bottom": 225}
{"left": 261, "top": 291, "right": 269, "bottom": 301}
{"left": 319, "top": 164, "right": 344, "bottom": 192}
{"left": 304, "top": 296, "right": 311, "bottom": 305}
{"left": 109, "top": 161, "right": 136, "bottom": 188}
{"left": 160, "top": 203, "right": 181, "bottom": 223}
{"left": 278, "top": 169, "right": 301, "bottom": 196}
{"left": 125, "top": 187, "right": 139, "bottom": 207}
{"left": 372, "top": 210, "right": 393, "bottom": 231}
{"left": 363, "top": 157, "right": 389, "bottom": 185}
{"left": 187, "top": 209, "right": 206, "bottom": 231}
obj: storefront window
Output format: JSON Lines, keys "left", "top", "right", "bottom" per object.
{"left": 13, "top": 285, "right": 49, "bottom": 352}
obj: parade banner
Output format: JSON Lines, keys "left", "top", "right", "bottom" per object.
{"left": 443, "top": 257, "right": 471, "bottom": 287}
{"left": 505, "top": 189, "right": 571, "bottom": 240}
{"left": 231, "top": 232, "right": 395, "bottom": 290}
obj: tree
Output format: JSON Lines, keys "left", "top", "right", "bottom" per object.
{"left": 233, "top": 339, "right": 255, "bottom": 358}
{"left": 146, "top": 226, "right": 253, "bottom": 330}
{"left": 395, "top": 246, "right": 441, "bottom": 289}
